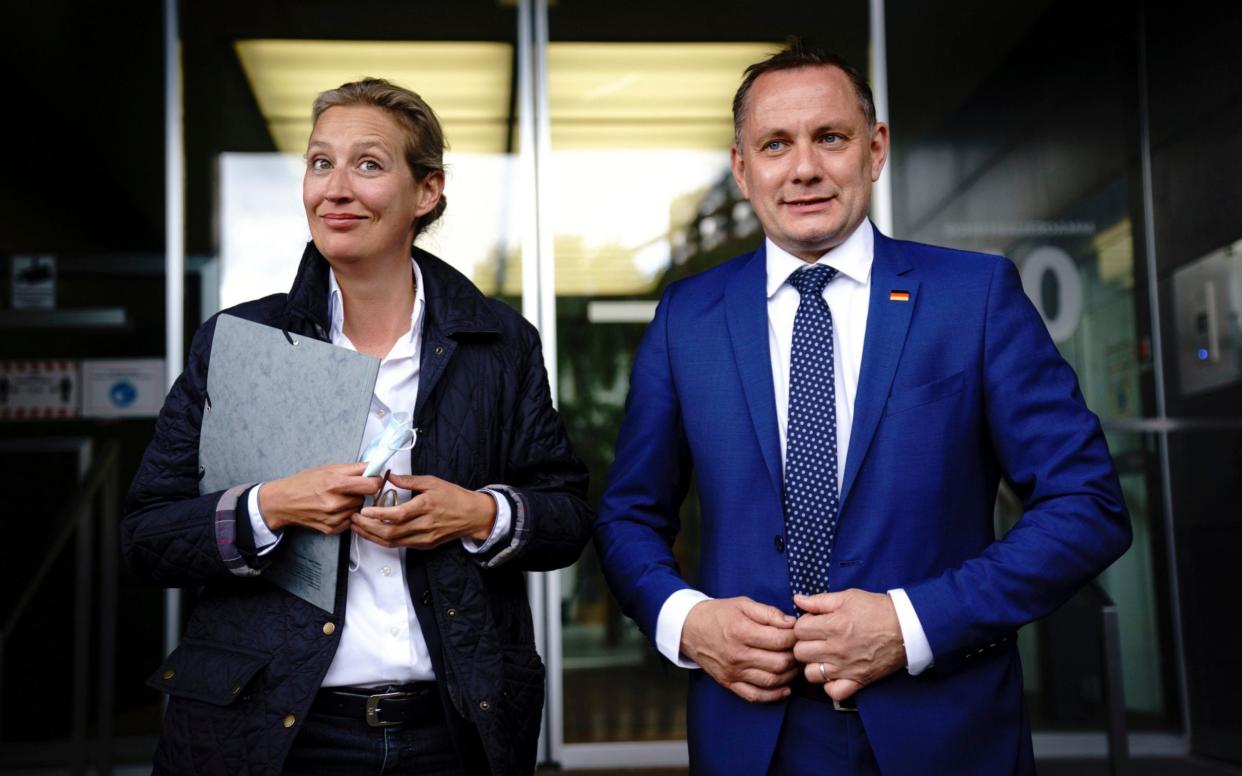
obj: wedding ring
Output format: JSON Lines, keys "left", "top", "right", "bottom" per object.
{"left": 818, "top": 662, "right": 828, "bottom": 683}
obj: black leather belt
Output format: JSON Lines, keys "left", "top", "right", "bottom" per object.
{"left": 792, "top": 674, "right": 858, "bottom": 711}
{"left": 311, "top": 683, "right": 442, "bottom": 728}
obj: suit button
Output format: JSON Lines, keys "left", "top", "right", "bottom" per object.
{"left": 774, "top": 536, "right": 785, "bottom": 553}
{"left": 162, "top": 669, "right": 175, "bottom": 680}
{"left": 322, "top": 622, "right": 336, "bottom": 636}
{"left": 446, "top": 608, "right": 457, "bottom": 617}
{"left": 282, "top": 714, "right": 296, "bottom": 728}
{"left": 232, "top": 685, "right": 242, "bottom": 696}
{"left": 478, "top": 700, "right": 490, "bottom": 711}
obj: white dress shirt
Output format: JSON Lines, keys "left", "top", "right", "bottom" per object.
{"left": 654, "top": 222, "right": 934, "bottom": 675}
{"left": 246, "top": 258, "right": 512, "bottom": 687}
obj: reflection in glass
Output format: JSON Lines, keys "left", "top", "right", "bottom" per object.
{"left": 547, "top": 42, "right": 775, "bottom": 744}
{"left": 888, "top": 0, "right": 1171, "bottom": 729}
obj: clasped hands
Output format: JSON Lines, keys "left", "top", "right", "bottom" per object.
{"left": 680, "top": 590, "right": 906, "bottom": 704}
{"left": 258, "top": 463, "right": 496, "bottom": 549}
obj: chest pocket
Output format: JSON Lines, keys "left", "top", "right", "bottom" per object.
{"left": 884, "top": 371, "right": 965, "bottom": 416}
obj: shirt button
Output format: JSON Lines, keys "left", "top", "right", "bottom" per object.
{"left": 774, "top": 535, "right": 785, "bottom": 553}
{"left": 389, "top": 626, "right": 401, "bottom": 637}
{"left": 376, "top": 408, "right": 386, "bottom": 418}
{"left": 380, "top": 565, "right": 392, "bottom": 576}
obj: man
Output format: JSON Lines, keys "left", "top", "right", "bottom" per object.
{"left": 594, "top": 43, "right": 1131, "bottom": 775}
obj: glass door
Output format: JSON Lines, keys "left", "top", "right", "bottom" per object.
{"left": 540, "top": 3, "right": 872, "bottom": 766}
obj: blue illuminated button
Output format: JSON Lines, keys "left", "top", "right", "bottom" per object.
{"left": 1197, "top": 348, "right": 1210, "bottom": 361}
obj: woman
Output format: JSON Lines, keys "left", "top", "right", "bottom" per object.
{"left": 122, "top": 78, "right": 594, "bottom": 775}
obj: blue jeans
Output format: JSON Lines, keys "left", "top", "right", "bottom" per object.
{"left": 283, "top": 709, "right": 465, "bottom": 775}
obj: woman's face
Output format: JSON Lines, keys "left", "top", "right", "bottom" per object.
{"left": 303, "top": 105, "right": 443, "bottom": 266}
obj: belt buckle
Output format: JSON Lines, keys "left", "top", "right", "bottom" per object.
{"left": 365, "top": 691, "right": 413, "bottom": 728}
{"left": 833, "top": 697, "right": 859, "bottom": 713}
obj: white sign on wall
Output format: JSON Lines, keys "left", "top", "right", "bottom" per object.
{"left": 81, "top": 359, "right": 167, "bottom": 418}
{"left": 0, "top": 360, "right": 78, "bottom": 420}
{"left": 11, "top": 255, "right": 56, "bottom": 310}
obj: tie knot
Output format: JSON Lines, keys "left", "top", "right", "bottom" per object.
{"left": 788, "top": 264, "right": 838, "bottom": 297}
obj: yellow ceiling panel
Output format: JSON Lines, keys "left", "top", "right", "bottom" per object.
{"left": 237, "top": 39, "right": 777, "bottom": 153}
{"left": 235, "top": 40, "right": 514, "bottom": 154}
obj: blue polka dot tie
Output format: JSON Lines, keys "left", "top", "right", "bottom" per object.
{"left": 784, "top": 264, "right": 840, "bottom": 597}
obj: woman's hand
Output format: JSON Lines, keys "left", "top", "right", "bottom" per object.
{"left": 351, "top": 474, "right": 497, "bottom": 549}
{"left": 259, "top": 463, "right": 382, "bottom": 534}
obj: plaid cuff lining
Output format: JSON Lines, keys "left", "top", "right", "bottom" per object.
{"left": 215, "top": 483, "right": 261, "bottom": 578}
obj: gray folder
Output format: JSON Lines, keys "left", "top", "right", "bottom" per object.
{"left": 199, "top": 314, "right": 379, "bottom": 613}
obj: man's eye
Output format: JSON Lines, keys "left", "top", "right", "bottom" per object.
{"left": 820, "top": 134, "right": 843, "bottom": 144}
{"left": 764, "top": 140, "right": 785, "bottom": 152}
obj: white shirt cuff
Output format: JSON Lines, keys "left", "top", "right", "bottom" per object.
{"left": 655, "top": 588, "right": 712, "bottom": 669}
{"left": 247, "top": 483, "right": 282, "bottom": 555}
{"left": 888, "top": 588, "right": 934, "bottom": 675}
{"left": 461, "top": 489, "right": 511, "bottom": 554}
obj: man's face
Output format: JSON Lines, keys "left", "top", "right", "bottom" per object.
{"left": 731, "top": 66, "right": 889, "bottom": 262}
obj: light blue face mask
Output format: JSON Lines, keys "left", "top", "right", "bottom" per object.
{"left": 351, "top": 411, "right": 417, "bottom": 571}
{"left": 359, "top": 411, "right": 416, "bottom": 477}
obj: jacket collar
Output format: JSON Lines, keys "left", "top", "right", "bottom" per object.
{"left": 283, "top": 241, "right": 501, "bottom": 339}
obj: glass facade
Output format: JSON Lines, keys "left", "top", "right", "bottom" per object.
{"left": 2, "top": 0, "right": 1240, "bottom": 769}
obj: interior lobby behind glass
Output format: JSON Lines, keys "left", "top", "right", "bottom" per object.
{"left": 1, "top": 0, "right": 1240, "bottom": 771}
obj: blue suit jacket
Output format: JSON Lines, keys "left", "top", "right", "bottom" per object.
{"left": 595, "top": 228, "right": 1131, "bottom": 775}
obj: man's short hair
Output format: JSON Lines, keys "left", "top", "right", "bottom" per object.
{"left": 732, "top": 40, "right": 877, "bottom": 146}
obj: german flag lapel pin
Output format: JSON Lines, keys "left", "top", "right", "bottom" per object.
{"left": 889, "top": 289, "right": 911, "bottom": 302}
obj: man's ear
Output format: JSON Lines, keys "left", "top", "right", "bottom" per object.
{"left": 869, "top": 122, "right": 890, "bottom": 182}
{"left": 731, "top": 144, "right": 750, "bottom": 199}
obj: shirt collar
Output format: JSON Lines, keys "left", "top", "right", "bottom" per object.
{"left": 765, "top": 219, "right": 874, "bottom": 299}
{"left": 328, "top": 257, "right": 426, "bottom": 349}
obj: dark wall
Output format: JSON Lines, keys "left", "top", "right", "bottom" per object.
{"left": 1146, "top": 1, "right": 1242, "bottom": 763}
{"left": 0, "top": 1, "right": 165, "bottom": 255}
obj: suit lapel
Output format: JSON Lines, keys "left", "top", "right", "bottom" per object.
{"left": 724, "top": 244, "right": 784, "bottom": 500}
{"left": 839, "top": 230, "right": 918, "bottom": 511}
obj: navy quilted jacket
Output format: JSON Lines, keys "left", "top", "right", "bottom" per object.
{"left": 122, "top": 243, "right": 594, "bottom": 775}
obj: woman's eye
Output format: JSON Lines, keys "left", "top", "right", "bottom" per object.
{"left": 310, "top": 157, "right": 331, "bottom": 171}
{"left": 359, "top": 159, "right": 382, "bottom": 172}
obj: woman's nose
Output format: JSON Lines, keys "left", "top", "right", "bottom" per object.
{"left": 323, "top": 166, "right": 352, "bottom": 200}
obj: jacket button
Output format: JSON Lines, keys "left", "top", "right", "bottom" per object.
{"left": 478, "top": 700, "right": 490, "bottom": 711}
{"left": 283, "top": 714, "right": 296, "bottom": 728}
{"left": 232, "top": 685, "right": 242, "bottom": 696}
{"left": 774, "top": 535, "right": 785, "bottom": 553}
{"left": 322, "top": 622, "right": 336, "bottom": 636}
{"left": 446, "top": 608, "right": 457, "bottom": 617}
{"left": 435, "top": 345, "right": 445, "bottom": 355}
{"left": 162, "top": 669, "right": 175, "bottom": 680}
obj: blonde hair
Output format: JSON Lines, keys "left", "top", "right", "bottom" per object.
{"left": 312, "top": 78, "right": 448, "bottom": 239}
